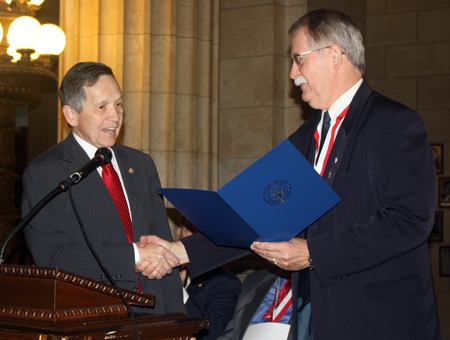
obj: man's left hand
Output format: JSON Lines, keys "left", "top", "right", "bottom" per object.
{"left": 251, "top": 238, "right": 310, "bottom": 271}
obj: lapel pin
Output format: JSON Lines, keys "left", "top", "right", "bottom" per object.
{"left": 128, "top": 168, "right": 134, "bottom": 174}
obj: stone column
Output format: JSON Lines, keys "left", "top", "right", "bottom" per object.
{"left": 59, "top": 0, "right": 219, "bottom": 191}
{"left": 218, "top": 1, "right": 307, "bottom": 187}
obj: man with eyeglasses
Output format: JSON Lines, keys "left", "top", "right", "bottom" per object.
{"left": 137, "top": 9, "right": 441, "bottom": 340}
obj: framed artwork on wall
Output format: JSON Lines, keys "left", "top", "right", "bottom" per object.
{"left": 431, "top": 144, "right": 443, "bottom": 174}
{"left": 439, "top": 246, "right": 450, "bottom": 277}
{"left": 429, "top": 211, "right": 443, "bottom": 242}
{"left": 439, "top": 177, "right": 450, "bottom": 208}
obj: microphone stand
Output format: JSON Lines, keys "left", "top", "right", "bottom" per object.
{"left": 0, "top": 148, "right": 110, "bottom": 264}
{"left": 0, "top": 150, "right": 142, "bottom": 339}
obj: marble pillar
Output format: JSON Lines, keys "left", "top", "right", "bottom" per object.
{"left": 217, "top": 1, "right": 307, "bottom": 187}
{"left": 59, "top": 0, "right": 219, "bottom": 192}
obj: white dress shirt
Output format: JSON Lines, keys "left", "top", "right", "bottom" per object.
{"left": 314, "top": 78, "right": 363, "bottom": 175}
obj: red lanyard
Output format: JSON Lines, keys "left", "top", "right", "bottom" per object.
{"left": 314, "top": 104, "right": 350, "bottom": 176}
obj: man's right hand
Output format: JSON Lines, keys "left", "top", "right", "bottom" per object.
{"left": 136, "top": 235, "right": 190, "bottom": 279}
{"left": 136, "top": 241, "right": 180, "bottom": 280}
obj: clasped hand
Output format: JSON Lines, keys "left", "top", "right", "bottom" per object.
{"left": 135, "top": 236, "right": 180, "bottom": 280}
{"left": 136, "top": 236, "right": 188, "bottom": 280}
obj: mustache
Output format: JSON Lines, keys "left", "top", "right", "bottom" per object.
{"left": 294, "top": 76, "right": 307, "bottom": 86}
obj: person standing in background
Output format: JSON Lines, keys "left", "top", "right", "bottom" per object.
{"left": 178, "top": 217, "right": 241, "bottom": 340}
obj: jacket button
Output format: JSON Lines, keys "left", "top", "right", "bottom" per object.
{"left": 101, "top": 275, "right": 106, "bottom": 280}
{"left": 133, "top": 287, "right": 139, "bottom": 292}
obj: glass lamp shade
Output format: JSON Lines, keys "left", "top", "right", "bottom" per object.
{"left": 7, "top": 16, "right": 42, "bottom": 50}
{"left": 34, "top": 24, "right": 66, "bottom": 56}
{"left": 7, "top": 44, "right": 21, "bottom": 62}
{"left": 28, "top": 0, "right": 46, "bottom": 5}
{"left": 0, "top": 22, "right": 3, "bottom": 44}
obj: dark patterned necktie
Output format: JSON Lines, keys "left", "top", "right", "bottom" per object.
{"left": 317, "top": 110, "right": 331, "bottom": 159}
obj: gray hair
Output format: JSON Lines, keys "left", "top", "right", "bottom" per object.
{"left": 289, "top": 9, "right": 365, "bottom": 74}
{"left": 59, "top": 62, "right": 116, "bottom": 113}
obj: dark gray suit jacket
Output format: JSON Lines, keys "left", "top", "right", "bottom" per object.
{"left": 22, "top": 132, "right": 185, "bottom": 315}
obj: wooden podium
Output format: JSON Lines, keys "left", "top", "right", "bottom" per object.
{"left": 0, "top": 265, "right": 208, "bottom": 339}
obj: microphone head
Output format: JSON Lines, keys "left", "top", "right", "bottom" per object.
{"left": 96, "top": 148, "right": 112, "bottom": 165}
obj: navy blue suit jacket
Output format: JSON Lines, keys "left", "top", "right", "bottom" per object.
{"left": 182, "top": 80, "right": 441, "bottom": 339}
{"left": 185, "top": 267, "right": 242, "bottom": 340}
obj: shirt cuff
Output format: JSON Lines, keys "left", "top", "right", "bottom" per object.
{"left": 132, "top": 242, "right": 140, "bottom": 264}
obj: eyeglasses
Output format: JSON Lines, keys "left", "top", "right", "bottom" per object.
{"left": 292, "top": 46, "right": 332, "bottom": 65}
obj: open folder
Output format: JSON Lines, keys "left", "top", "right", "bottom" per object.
{"left": 160, "top": 139, "right": 341, "bottom": 248}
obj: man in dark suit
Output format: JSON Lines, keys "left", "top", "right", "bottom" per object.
{"left": 178, "top": 218, "right": 242, "bottom": 340}
{"left": 137, "top": 9, "right": 441, "bottom": 339}
{"left": 21, "top": 62, "right": 185, "bottom": 315}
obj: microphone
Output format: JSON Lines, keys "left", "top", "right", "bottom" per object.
{"left": 70, "top": 148, "right": 112, "bottom": 184}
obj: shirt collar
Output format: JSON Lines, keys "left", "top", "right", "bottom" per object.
{"left": 72, "top": 132, "right": 116, "bottom": 163}
{"left": 324, "top": 78, "right": 363, "bottom": 120}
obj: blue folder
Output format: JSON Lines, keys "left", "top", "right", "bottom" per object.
{"left": 160, "top": 139, "right": 341, "bottom": 248}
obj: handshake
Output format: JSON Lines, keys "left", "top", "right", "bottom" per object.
{"left": 135, "top": 235, "right": 310, "bottom": 280}
{"left": 135, "top": 236, "right": 188, "bottom": 280}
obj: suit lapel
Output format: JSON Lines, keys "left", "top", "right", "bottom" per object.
{"left": 63, "top": 134, "right": 129, "bottom": 241}
{"left": 340, "top": 79, "right": 372, "bottom": 138}
{"left": 322, "top": 79, "right": 373, "bottom": 182}
{"left": 321, "top": 130, "right": 347, "bottom": 186}
{"left": 187, "top": 274, "right": 211, "bottom": 296}
{"left": 239, "top": 271, "right": 279, "bottom": 335}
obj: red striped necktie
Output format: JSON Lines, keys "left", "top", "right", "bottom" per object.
{"left": 261, "top": 277, "right": 293, "bottom": 322}
{"left": 101, "top": 163, "right": 133, "bottom": 242}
